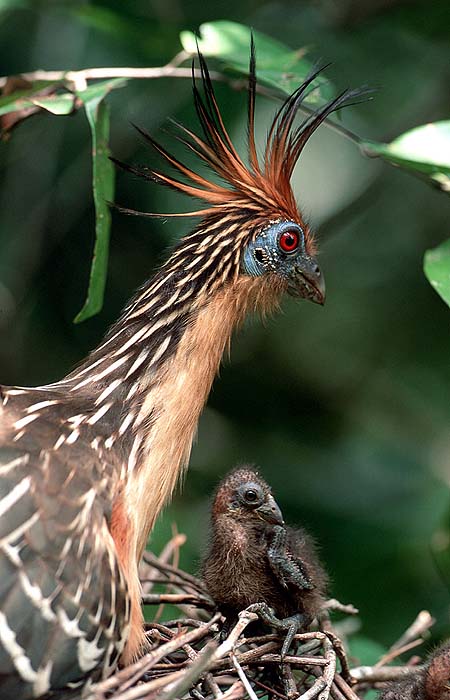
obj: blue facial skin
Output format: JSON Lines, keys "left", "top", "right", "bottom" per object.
{"left": 241, "top": 220, "right": 325, "bottom": 304}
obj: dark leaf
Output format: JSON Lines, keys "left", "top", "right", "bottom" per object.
{"left": 74, "top": 81, "right": 125, "bottom": 322}
{"left": 362, "top": 121, "right": 450, "bottom": 194}
{"left": 180, "top": 20, "right": 335, "bottom": 105}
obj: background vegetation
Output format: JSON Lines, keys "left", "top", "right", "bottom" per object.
{"left": 1, "top": 0, "right": 449, "bottom": 661}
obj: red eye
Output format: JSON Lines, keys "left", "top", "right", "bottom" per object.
{"left": 279, "top": 230, "right": 300, "bottom": 253}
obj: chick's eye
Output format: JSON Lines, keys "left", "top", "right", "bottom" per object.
{"left": 244, "top": 489, "right": 258, "bottom": 503}
{"left": 279, "top": 230, "right": 300, "bottom": 253}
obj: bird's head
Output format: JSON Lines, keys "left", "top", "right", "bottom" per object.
{"left": 114, "top": 41, "right": 365, "bottom": 308}
{"left": 212, "top": 466, "right": 284, "bottom": 526}
{"left": 241, "top": 219, "right": 324, "bottom": 304}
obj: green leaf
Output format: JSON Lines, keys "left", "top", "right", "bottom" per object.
{"left": 75, "top": 77, "right": 127, "bottom": 104}
{"left": 0, "top": 82, "right": 58, "bottom": 117}
{"left": 0, "top": 79, "right": 126, "bottom": 120}
{"left": 424, "top": 238, "right": 450, "bottom": 308}
{"left": 0, "top": 96, "right": 36, "bottom": 117}
{"left": 362, "top": 121, "right": 450, "bottom": 193}
{"left": 180, "top": 20, "right": 334, "bottom": 105}
{"left": 30, "top": 94, "right": 75, "bottom": 115}
{"left": 74, "top": 81, "right": 120, "bottom": 323}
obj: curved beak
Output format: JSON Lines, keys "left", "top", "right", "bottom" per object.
{"left": 256, "top": 495, "right": 284, "bottom": 526}
{"left": 288, "top": 255, "right": 325, "bottom": 305}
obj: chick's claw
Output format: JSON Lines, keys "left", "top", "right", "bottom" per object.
{"left": 245, "top": 603, "right": 306, "bottom": 657}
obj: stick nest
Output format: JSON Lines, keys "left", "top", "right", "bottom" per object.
{"left": 91, "top": 533, "right": 435, "bottom": 700}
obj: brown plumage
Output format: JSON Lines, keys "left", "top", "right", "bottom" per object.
{"left": 202, "top": 467, "right": 327, "bottom": 649}
{"left": 379, "top": 642, "right": 450, "bottom": 700}
{"left": 0, "top": 44, "right": 360, "bottom": 698}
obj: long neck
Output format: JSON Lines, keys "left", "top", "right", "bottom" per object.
{"left": 64, "top": 266, "right": 282, "bottom": 557}
{"left": 125, "top": 274, "right": 280, "bottom": 556}
{"left": 58, "top": 243, "right": 282, "bottom": 663}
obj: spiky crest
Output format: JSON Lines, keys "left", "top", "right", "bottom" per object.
{"left": 114, "top": 40, "right": 367, "bottom": 238}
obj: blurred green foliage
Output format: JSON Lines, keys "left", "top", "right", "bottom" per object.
{"left": 73, "top": 78, "right": 124, "bottom": 321}
{"left": 180, "top": 20, "right": 336, "bottom": 101}
{"left": 2, "top": 19, "right": 447, "bottom": 321}
{"left": 0, "top": 0, "right": 450, "bottom": 659}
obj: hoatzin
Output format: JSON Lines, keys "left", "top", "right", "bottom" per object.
{"left": 202, "top": 466, "right": 327, "bottom": 656}
{"left": 0, "top": 45, "right": 360, "bottom": 698}
{"left": 378, "top": 641, "right": 450, "bottom": 700}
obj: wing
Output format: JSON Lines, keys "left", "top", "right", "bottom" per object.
{"left": 266, "top": 525, "right": 315, "bottom": 592}
{"left": 0, "top": 440, "right": 130, "bottom": 700}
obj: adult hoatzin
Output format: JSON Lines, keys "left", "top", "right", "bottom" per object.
{"left": 0, "top": 46, "right": 360, "bottom": 698}
{"left": 202, "top": 466, "right": 327, "bottom": 655}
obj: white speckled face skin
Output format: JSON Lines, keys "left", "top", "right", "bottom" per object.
{"left": 242, "top": 220, "right": 325, "bottom": 304}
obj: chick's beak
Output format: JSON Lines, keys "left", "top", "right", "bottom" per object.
{"left": 256, "top": 495, "right": 284, "bottom": 526}
{"left": 289, "top": 255, "right": 325, "bottom": 305}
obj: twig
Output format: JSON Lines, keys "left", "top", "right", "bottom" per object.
{"left": 142, "top": 592, "right": 214, "bottom": 608}
{"left": 155, "top": 618, "right": 211, "bottom": 629}
{"left": 375, "top": 638, "right": 424, "bottom": 668}
{"left": 381, "top": 610, "right": 434, "bottom": 657}
{"left": 152, "top": 533, "right": 187, "bottom": 566}
{"left": 221, "top": 681, "right": 246, "bottom": 700}
{"left": 333, "top": 675, "right": 361, "bottom": 700}
{"left": 0, "top": 57, "right": 364, "bottom": 147}
{"left": 112, "top": 668, "right": 186, "bottom": 700}
{"left": 247, "top": 654, "right": 328, "bottom": 667}
{"left": 139, "top": 532, "right": 186, "bottom": 595}
{"left": 351, "top": 665, "right": 423, "bottom": 683}
{"left": 319, "top": 636, "right": 336, "bottom": 700}
{"left": 308, "top": 668, "right": 342, "bottom": 700}
{"left": 214, "top": 609, "right": 259, "bottom": 658}
{"left": 0, "top": 65, "right": 229, "bottom": 90}
{"left": 322, "top": 600, "right": 359, "bottom": 616}
{"left": 329, "top": 682, "right": 347, "bottom": 700}
{"left": 253, "top": 678, "right": 288, "bottom": 699}
{"left": 221, "top": 641, "right": 279, "bottom": 666}
{"left": 143, "top": 552, "right": 210, "bottom": 593}
{"left": 93, "top": 614, "right": 220, "bottom": 696}
{"left": 323, "top": 631, "right": 353, "bottom": 684}
{"left": 170, "top": 523, "right": 182, "bottom": 571}
{"left": 182, "top": 640, "right": 223, "bottom": 698}
{"left": 298, "top": 679, "right": 328, "bottom": 700}
{"left": 231, "top": 653, "right": 259, "bottom": 700}
{"left": 159, "top": 641, "right": 218, "bottom": 700}
{"left": 117, "top": 623, "right": 181, "bottom": 695}
{"left": 153, "top": 527, "right": 184, "bottom": 623}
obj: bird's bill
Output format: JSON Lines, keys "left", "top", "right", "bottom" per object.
{"left": 288, "top": 255, "right": 325, "bottom": 305}
{"left": 256, "top": 495, "right": 284, "bottom": 525}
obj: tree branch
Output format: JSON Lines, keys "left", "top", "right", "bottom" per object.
{"left": 0, "top": 56, "right": 364, "bottom": 147}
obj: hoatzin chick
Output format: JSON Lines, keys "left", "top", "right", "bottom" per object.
{"left": 379, "top": 641, "right": 450, "bottom": 700}
{"left": 0, "top": 44, "right": 361, "bottom": 698}
{"left": 202, "top": 467, "right": 328, "bottom": 654}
